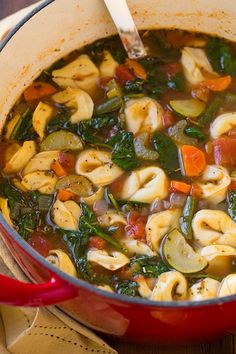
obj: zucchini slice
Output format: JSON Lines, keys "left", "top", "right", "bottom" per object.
{"left": 169, "top": 99, "right": 206, "bottom": 118}
{"left": 161, "top": 229, "right": 208, "bottom": 273}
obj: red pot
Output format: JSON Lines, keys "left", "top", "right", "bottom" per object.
{"left": 0, "top": 0, "right": 236, "bottom": 345}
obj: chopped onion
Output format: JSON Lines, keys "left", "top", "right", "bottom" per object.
{"left": 169, "top": 192, "right": 187, "bottom": 208}
{"left": 93, "top": 199, "right": 109, "bottom": 216}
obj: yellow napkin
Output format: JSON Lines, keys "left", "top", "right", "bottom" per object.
{"left": 0, "top": 238, "right": 117, "bottom": 354}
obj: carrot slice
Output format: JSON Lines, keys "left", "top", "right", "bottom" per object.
{"left": 180, "top": 145, "right": 206, "bottom": 177}
{"left": 89, "top": 236, "right": 106, "bottom": 250}
{"left": 58, "top": 189, "right": 75, "bottom": 202}
{"left": 51, "top": 161, "right": 67, "bottom": 177}
{"left": 170, "top": 180, "right": 191, "bottom": 194}
{"left": 125, "top": 59, "right": 147, "bottom": 80}
{"left": 190, "top": 184, "right": 202, "bottom": 198}
{"left": 200, "top": 75, "right": 232, "bottom": 92}
{"left": 23, "top": 82, "right": 57, "bottom": 101}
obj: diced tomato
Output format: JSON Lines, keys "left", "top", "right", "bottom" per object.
{"left": 125, "top": 211, "right": 147, "bottom": 240}
{"left": 109, "top": 176, "right": 125, "bottom": 198}
{"left": 192, "top": 85, "right": 210, "bottom": 102}
{"left": 59, "top": 152, "right": 75, "bottom": 172}
{"left": 162, "top": 107, "right": 176, "bottom": 127}
{"left": 213, "top": 137, "right": 236, "bottom": 167}
{"left": 228, "top": 179, "right": 236, "bottom": 191}
{"left": 58, "top": 189, "right": 75, "bottom": 202}
{"left": 28, "top": 232, "right": 52, "bottom": 257}
{"left": 163, "top": 62, "right": 181, "bottom": 77}
{"left": 89, "top": 236, "right": 106, "bottom": 250}
{"left": 116, "top": 64, "right": 135, "bottom": 84}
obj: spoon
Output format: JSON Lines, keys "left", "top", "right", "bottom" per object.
{"left": 103, "top": 0, "right": 147, "bottom": 59}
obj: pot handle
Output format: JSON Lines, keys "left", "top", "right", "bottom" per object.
{"left": 0, "top": 273, "right": 77, "bottom": 307}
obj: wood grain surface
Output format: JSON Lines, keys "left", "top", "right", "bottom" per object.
{"left": 0, "top": 1, "right": 235, "bottom": 353}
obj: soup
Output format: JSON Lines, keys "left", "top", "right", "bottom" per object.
{"left": 1, "top": 30, "right": 236, "bottom": 301}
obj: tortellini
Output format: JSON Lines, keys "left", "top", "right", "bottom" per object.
{"left": 81, "top": 187, "right": 104, "bottom": 206}
{"left": 22, "top": 171, "right": 58, "bottom": 195}
{"left": 150, "top": 271, "right": 188, "bottom": 301}
{"left": 199, "top": 245, "right": 236, "bottom": 276}
{"left": 23, "top": 150, "right": 60, "bottom": 175}
{"left": 98, "top": 211, "right": 127, "bottom": 227}
{"left": 210, "top": 112, "right": 236, "bottom": 139}
{"left": 52, "top": 199, "right": 81, "bottom": 230}
{"left": 32, "top": 102, "right": 53, "bottom": 140}
{"left": 181, "top": 46, "right": 217, "bottom": 85}
{"left": 75, "top": 149, "right": 124, "bottom": 186}
{"left": 52, "top": 54, "right": 99, "bottom": 96}
{"left": 87, "top": 249, "right": 130, "bottom": 271}
{"left": 120, "top": 166, "right": 169, "bottom": 203}
{"left": 0, "top": 198, "right": 13, "bottom": 227}
{"left": 196, "top": 165, "right": 230, "bottom": 204}
{"left": 99, "top": 51, "right": 119, "bottom": 78}
{"left": 4, "top": 141, "right": 36, "bottom": 174}
{"left": 53, "top": 87, "right": 94, "bottom": 123}
{"left": 189, "top": 278, "right": 220, "bottom": 301}
{"left": 120, "top": 238, "right": 155, "bottom": 256}
{"left": 218, "top": 274, "right": 236, "bottom": 297}
{"left": 192, "top": 210, "right": 236, "bottom": 247}
{"left": 135, "top": 275, "right": 152, "bottom": 299}
{"left": 125, "top": 97, "right": 163, "bottom": 135}
{"left": 46, "top": 249, "right": 77, "bottom": 277}
{"left": 146, "top": 209, "right": 181, "bottom": 251}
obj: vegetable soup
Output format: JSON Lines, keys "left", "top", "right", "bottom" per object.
{"left": 1, "top": 30, "right": 236, "bottom": 301}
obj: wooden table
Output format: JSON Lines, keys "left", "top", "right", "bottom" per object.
{"left": 0, "top": 1, "right": 235, "bottom": 353}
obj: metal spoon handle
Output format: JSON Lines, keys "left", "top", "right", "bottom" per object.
{"left": 103, "top": 0, "right": 147, "bottom": 59}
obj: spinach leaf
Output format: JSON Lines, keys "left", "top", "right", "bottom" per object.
{"left": 114, "top": 279, "right": 139, "bottom": 297}
{"left": 94, "top": 97, "right": 123, "bottom": 115}
{"left": 153, "top": 132, "right": 179, "bottom": 175}
{"left": 206, "top": 38, "right": 236, "bottom": 75}
{"left": 111, "top": 130, "right": 141, "bottom": 170}
{"left": 11, "top": 108, "right": 36, "bottom": 141}
{"left": 18, "top": 212, "right": 38, "bottom": 240}
{"left": 46, "top": 108, "right": 76, "bottom": 133}
{"left": 76, "top": 255, "right": 109, "bottom": 284}
{"left": 78, "top": 113, "right": 117, "bottom": 146}
{"left": 180, "top": 196, "right": 197, "bottom": 239}
{"left": 198, "top": 97, "right": 223, "bottom": 126}
{"left": 129, "top": 255, "right": 169, "bottom": 278}
{"left": 84, "top": 35, "right": 127, "bottom": 64}
{"left": 57, "top": 229, "right": 89, "bottom": 259}
{"left": 228, "top": 190, "right": 236, "bottom": 222}
{"left": 0, "top": 180, "right": 40, "bottom": 239}
{"left": 184, "top": 126, "right": 206, "bottom": 141}
{"left": 79, "top": 203, "right": 124, "bottom": 252}
{"left": 38, "top": 58, "right": 66, "bottom": 82}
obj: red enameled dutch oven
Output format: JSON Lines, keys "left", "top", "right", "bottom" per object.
{"left": 0, "top": 0, "right": 236, "bottom": 345}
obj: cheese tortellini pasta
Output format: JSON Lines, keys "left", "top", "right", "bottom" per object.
{"left": 87, "top": 250, "right": 130, "bottom": 271}
{"left": 125, "top": 97, "right": 163, "bottom": 135}
{"left": 75, "top": 149, "right": 124, "bottom": 186}
{"left": 52, "top": 199, "right": 81, "bottom": 230}
{"left": 210, "top": 112, "right": 236, "bottom": 139}
{"left": 120, "top": 166, "right": 169, "bottom": 203}
{"left": 196, "top": 165, "right": 230, "bottom": 204}
{"left": 4, "top": 141, "right": 36, "bottom": 174}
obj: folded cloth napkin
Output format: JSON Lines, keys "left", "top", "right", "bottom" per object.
{"left": 0, "top": 4, "right": 117, "bottom": 354}
{"left": 0, "top": 238, "right": 117, "bottom": 354}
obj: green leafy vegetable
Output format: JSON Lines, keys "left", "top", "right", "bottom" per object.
{"left": 94, "top": 96, "right": 123, "bottom": 115}
{"left": 114, "top": 279, "right": 139, "bottom": 297}
{"left": 180, "top": 196, "right": 197, "bottom": 239}
{"left": 78, "top": 113, "right": 117, "bottom": 146}
{"left": 79, "top": 203, "right": 125, "bottom": 252}
{"left": 198, "top": 97, "right": 223, "bottom": 126}
{"left": 184, "top": 126, "right": 206, "bottom": 141}
{"left": 206, "top": 38, "right": 236, "bottom": 75}
{"left": 11, "top": 108, "right": 36, "bottom": 141}
{"left": 153, "top": 132, "right": 179, "bottom": 175}
{"left": 228, "top": 190, "right": 236, "bottom": 222}
{"left": 129, "top": 255, "right": 169, "bottom": 278}
{"left": 111, "top": 130, "right": 141, "bottom": 170}
{"left": 76, "top": 255, "right": 109, "bottom": 284}
{"left": 18, "top": 212, "right": 38, "bottom": 240}
{"left": 46, "top": 108, "right": 76, "bottom": 134}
